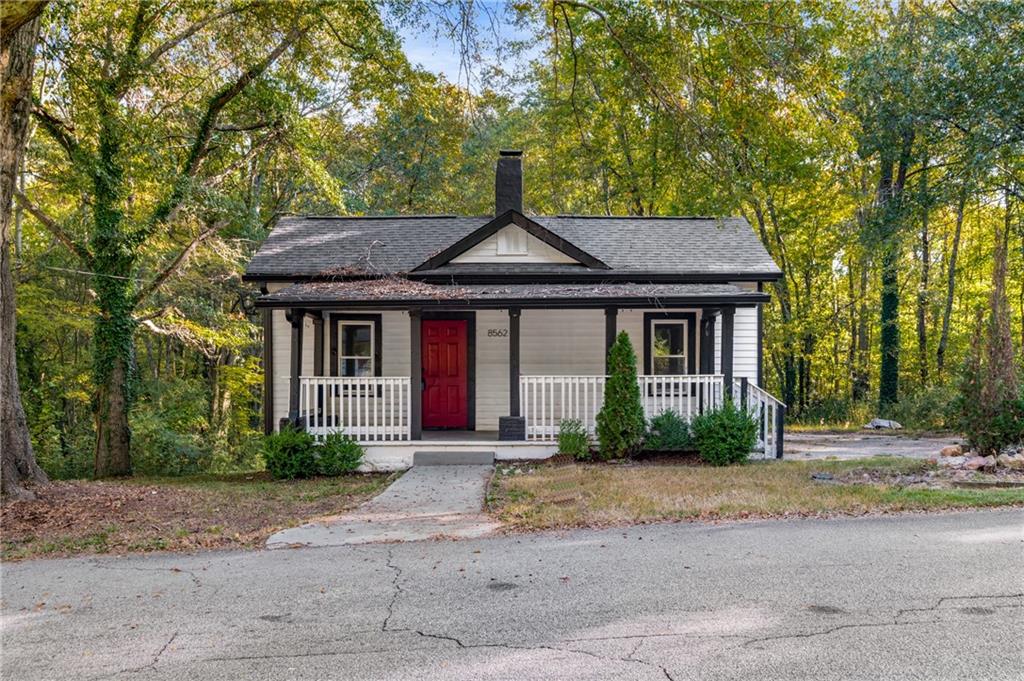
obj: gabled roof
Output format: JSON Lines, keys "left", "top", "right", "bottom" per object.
{"left": 243, "top": 213, "right": 782, "bottom": 281}
{"left": 413, "top": 210, "right": 609, "bottom": 271}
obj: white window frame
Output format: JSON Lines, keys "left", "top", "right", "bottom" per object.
{"left": 496, "top": 226, "right": 529, "bottom": 255}
{"left": 338, "top": 321, "right": 375, "bottom": 377}
{"left": 650, "top": 319, "right": 689, "bottom": 376}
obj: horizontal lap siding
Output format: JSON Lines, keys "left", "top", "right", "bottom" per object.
{"left": 475, "top": 310, "right": 509, "bottom": 430}
{"left": 272, "top": 310, "right": 290, "bottom": 427}
{"left": 733, "top": 306, "right": 758, "bottom": 384}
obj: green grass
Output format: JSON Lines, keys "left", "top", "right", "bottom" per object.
{"left": 488, "top": 457, "right": 1024, "bottom": 531}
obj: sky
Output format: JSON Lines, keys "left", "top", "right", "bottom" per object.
{"left": 394, "top": 3, "right": 539, "bottom": 93}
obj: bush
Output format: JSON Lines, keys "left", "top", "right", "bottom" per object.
{"left": 262, "top": 426, "right": 317, "bottom": 479}
{"left": 596, "top": 331, "right": 646, "bottom": 460}
{"left": 645, "top": 410, "right": 691, "bottom": 451}
{"left": 318, "top": 432, "right": 364, "bottom": 475}
{"left": 689, "top": 401, "right": 758, "bottom": 466}
{"left": 558, "top": 419, "right": 591, "bottom": 460}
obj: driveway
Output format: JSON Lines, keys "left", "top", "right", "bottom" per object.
{"left": 3, "top": 510, "right": 1022, "bottom": 680}
{"left": 785, "top": 431, "right": 961, "bottom": 460}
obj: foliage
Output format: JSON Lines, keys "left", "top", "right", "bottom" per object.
{"left": 645, "top": 410, "right": 691, "bottom": 452}
{"left": 317, "top": 432, "right": 364, "bottom": 476}
{"left": 558, "top": 419, "right": 590, "bottom": 461}
{"left": 261, "top": 426, "right": 317, "bottom": 480}
{"left": 689, "top": 401, "right": 758, "bottom": 467}
{"left": 595, "top": 332, "right": 645, "bottom": 460}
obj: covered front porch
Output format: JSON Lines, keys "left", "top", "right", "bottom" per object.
{"left": 258, "top": 280, "right": 785, "bottom": 463}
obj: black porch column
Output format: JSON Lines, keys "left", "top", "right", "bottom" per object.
{"left": 721, "top": 306, "right": 735, "bottom": 399}
{"left": 509, "top": 308, "right": 521, "bottom": 417}
{"left": 409, "top": 309, "right": 422, "bottom": 439}
{"left": 287, "top": 308, "right": 305, "bottom": 424}
{"left": 604, "top": 307, "right": 617, "bottom": 373}
{"left": 699, "top": 311, "right": 716, "bottom": 374}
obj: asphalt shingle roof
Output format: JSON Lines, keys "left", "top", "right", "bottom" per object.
{"left": 257, "top": 280, "right": 768, "bottom": 307}
{"left": 244, "top": 214, "right": 780, "bottom": 279}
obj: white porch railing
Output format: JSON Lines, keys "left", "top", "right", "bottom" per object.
{"left": 733, "top": 379, "right": 786, "bottom": 459}
{"left": 521, "top": 374, "right": 726, "bottom": 441}
{"left": 299, "top": 376, "right": 411, "bottom": 441}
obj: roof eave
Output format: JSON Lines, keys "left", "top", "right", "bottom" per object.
{"left": 255, "top": 293, "right": 771, "bottom": 310}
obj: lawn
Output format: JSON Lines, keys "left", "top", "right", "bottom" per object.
{"left": 0, "top": 472, "right": 396, "bottom": 561}
{"left": 487, "top": 457, "right": 1024, "bottom": 531}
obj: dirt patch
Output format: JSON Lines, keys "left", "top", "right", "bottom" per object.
{"left": 1, "top": 473, "right": 393, "bottom": 561}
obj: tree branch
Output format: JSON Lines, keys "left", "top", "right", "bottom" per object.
{"left": 31, "top": 103, "right": 81, "bottom": 160}
{"left": 13, "top": 190, "right": 93, "bottom": 264}
{"left": 134, "top": 221, "right": 223, "bottom": 305}
{"left": 132, "top": 4, "right": 251, "bottom": 80}
{"left": 142, "top": 21, "right": 309, "bottom": 238}
{"left": 1, "top": 0, "right": 47, "bottom": 43}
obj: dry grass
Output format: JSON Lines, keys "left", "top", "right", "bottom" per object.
{"left": 488, "top": 457, "right": 1024, "bottom": 531}
{"left": 1, "top": 472, "right": 395, "bottom": 561}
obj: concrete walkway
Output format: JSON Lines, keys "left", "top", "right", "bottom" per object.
{"left": 785, "top": 431, "right": 962, "bottom": 460}
{"left": 266, "top": 465, "right": 500, "bottom": 548}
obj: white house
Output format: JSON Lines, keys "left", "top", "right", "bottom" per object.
{"left": 244, "top": 151, "right": 784, "bottom": 468}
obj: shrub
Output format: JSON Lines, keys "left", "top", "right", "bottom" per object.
{"left": 645, "top": 410, "right": 691, "bottom": 451}
{"left": 262, "top": 426, "right": 317, "bottom": 479}
{"left": 595, "top": 331, "right": 646, "bottom": 460}
{"left": 558, "top": 419, "right": 591, "bottom": 460}
{"left": 318, "top": 432, "right": 365, "bottom": 475}
{"left": 689, "top": 401, "right": 758, "bottom": 466}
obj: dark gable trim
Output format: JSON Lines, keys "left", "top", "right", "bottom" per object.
{"left": 642, "top": 312, "right": 697, "bottom": 376}
{"left": 328, "top": 313, "right": 383, "bottom": 378}
{"left": 411, "top": 210, "right": 610, "bottom": 272}
{"left": 420, "top": 311, "right": 476, "bottom": 431}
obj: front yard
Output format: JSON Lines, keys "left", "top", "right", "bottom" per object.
{"left": 0, "top": 472, "right": 395, "bottom": 561}
{"left": 487, "top": 456, "right": 1024, "bottom": 531}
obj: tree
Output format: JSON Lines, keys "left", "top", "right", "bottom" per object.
{"left": 19, "top": 0, "right": 400, "bottom": 476}
{"left": 1, "top": 1, "right": 49, "bottom": 498}
{"left": 595, "top": 331, "right": 645, "bottom": 459}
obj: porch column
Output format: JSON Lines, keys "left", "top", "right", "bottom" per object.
{"left": 721, "top": 306, "right": 735, "bottom": 399}
{"left": 287, "top": 308, "right": 305, "bottom": 425}
{"left": 699, "top": 310, "right": 716, "bottom": 374}
{"left": 604, "top": 307, "right": 617, "bottom": 373}
{"left": 509, "top": 308, "right": 521, "bottom": 417}
{"left": 409, "top": 309, "right": 422, "bottom": 440}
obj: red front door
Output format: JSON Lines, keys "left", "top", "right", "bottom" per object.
{"left": 422, "top": 319, "right": 468, "bottom": 429}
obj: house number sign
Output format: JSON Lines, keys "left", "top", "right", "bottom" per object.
{"left": 487, "top": 328, "right": 509, "bottom": 337}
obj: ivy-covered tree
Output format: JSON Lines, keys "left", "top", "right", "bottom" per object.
{"left": 17, "top": 0, "right": 402, "bottom": 476}
{"left": 595, "top": 331, "right": 645, "bottom": 459}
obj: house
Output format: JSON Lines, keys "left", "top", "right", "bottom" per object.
{"left": 244, "top": 151, "right": 785, "bottom": 468}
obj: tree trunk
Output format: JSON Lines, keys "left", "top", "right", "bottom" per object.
{"left": 936, "top": 192, "right": 965, "bottom": 376}
{"left": 94, "top": 355, "right": 132, "bottom": 477}
{"left": 91, "top": 87, "right": 136, "bottom": 478}
{"left": 915, "top": 161, "right": 929, "bottom": 384}
{"left": 1, "top": 14, "right": 48, "bottom": 499}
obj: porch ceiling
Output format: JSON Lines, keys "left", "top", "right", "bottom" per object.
{"left": 256, "top": 279, "right": 769, "bottom": 309}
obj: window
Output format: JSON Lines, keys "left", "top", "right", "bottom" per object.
{"left": 651, "top": 321, "right": 688, "bottom": 375}
{"left": 496, "top": 227, "right": 528, "bottom": 255}
{"left": 339, "top": 322, "right": 374, "bottom": 377}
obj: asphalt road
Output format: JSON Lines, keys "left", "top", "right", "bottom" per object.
{"left": 2, "top": 510, "right": 1022, "bottom": 680}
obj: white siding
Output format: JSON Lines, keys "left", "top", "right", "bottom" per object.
{"left": 451, "top": 225, "right": 578, "bottom": 264}
{"left": 475, "top": 310, "right": 509, "bottom": 430}
{"left": 733, "top": 306, "right": 758, "bottom": 383}
{"left": 271, "top": 309, "right": 290, "bottom": 427}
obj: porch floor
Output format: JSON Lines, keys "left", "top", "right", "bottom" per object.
{"left": 419, "top": 430, "right": 499, "bottom": 442}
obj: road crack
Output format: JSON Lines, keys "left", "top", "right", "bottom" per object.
{"left": 381, "top": 548, "right": 403, "bottom": 632}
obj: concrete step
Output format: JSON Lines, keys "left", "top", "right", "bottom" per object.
{"left": 413, "top": 451, "right": 495, "bottom": 466}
